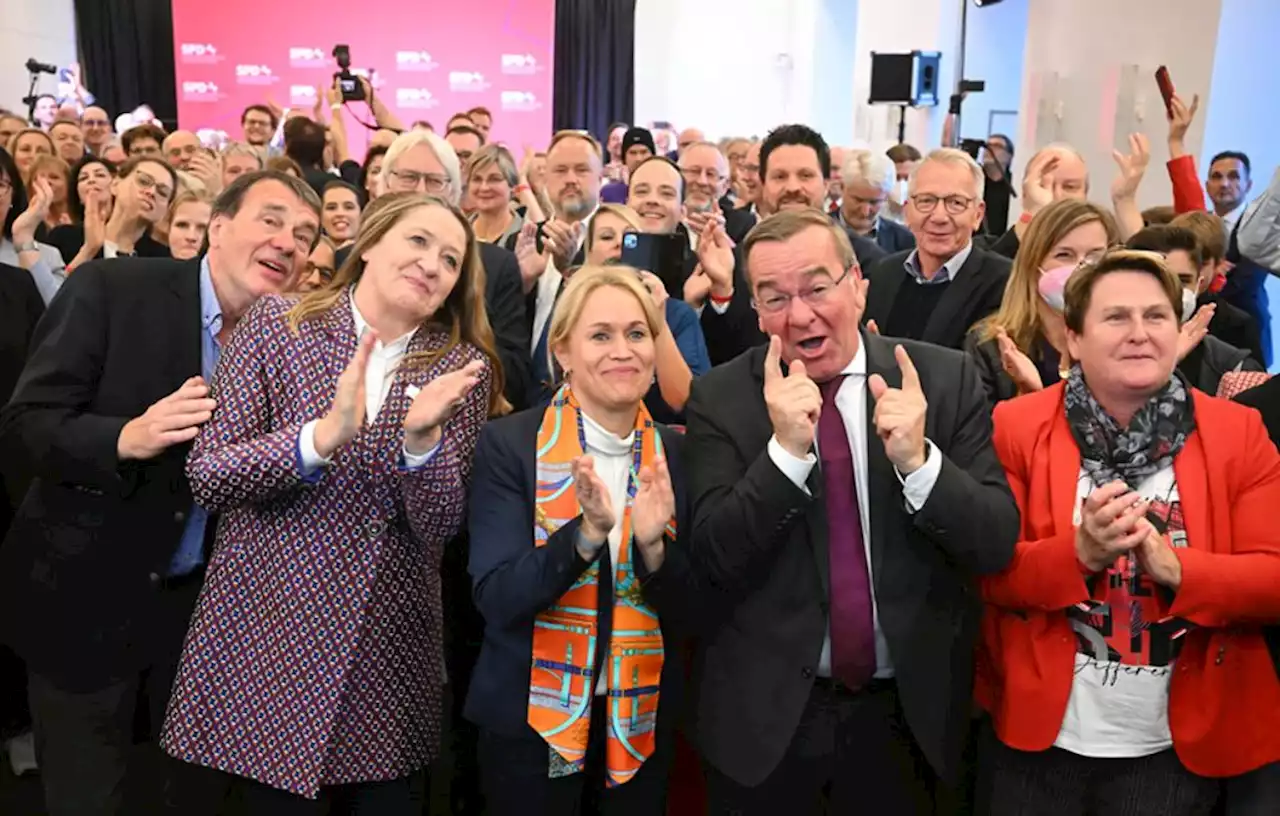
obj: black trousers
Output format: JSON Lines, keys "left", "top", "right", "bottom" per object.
{"left": 704, "top": 678, "right": 942, "bottom": 815}
{"left": 980, "top": 727, "right": 1220, "bottom": 816}
{"left": 479, "top": 696, "right": 671, "bottom": 816}
{"left": 26, "top": 571, "right": 203, "bottom": 816}
{"left": 1223, "top": 761, "right": 1280, "bottom": 816}
{"left": 167, "top": 769, "right": 425, "bottom": 816}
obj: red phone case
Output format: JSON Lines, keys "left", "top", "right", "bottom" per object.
{"left": 1155, "top": 66, "right": 1176, "bottom": 116}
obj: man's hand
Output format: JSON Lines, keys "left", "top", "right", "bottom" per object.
{"left": 541, "top": 219, "right": 583, "bottom": 271}
{"left": 867, "top": 345, "right": 928, "bottom": 474}
{"left": 763, "top": 335, "right": 821, "bottom": 460}
{"left": 1021, "top": 151, "right": 1059, "bottom": 216}
{"left": 1176, "top": 303, "right": 1215, "bottom": 362}
{"left": 683, "top": 268, "right": 712, "bottom": 308}
{"left": 188, "top": 150, "right": 223, "bottom": 197}
{"left": 1075, "top": 481, "right": 1147, "bottom": 572}
{"left": 514, "top": 221, "right": 549, "bottom": 294}
{"left": 696, "top": 221, "right": 735, "bottom": 297}
{"left": 1110, "top": 133, "right": 1150, "bottom": 202}
{"left": 117, "top": 376, "right": 217, "bottom": 461}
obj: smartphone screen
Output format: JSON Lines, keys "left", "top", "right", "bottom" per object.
{"left": 620, "top": 232, "right": 687, "bottom": 296}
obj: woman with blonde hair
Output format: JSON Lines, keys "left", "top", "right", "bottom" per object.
{"left": 166, "top": 189, "right": 212, "bottom": 261}
{"left": 965, "top": 199, "right": 1120, "bottom": 406}
{"left": 7, "top": 128, "right": 53, "bottom": 181}
{"left": 161, "top": 192, "right": 506, "bottom": 812}
{"left": 466, "top": 264, "right": 692, "bottom": 814}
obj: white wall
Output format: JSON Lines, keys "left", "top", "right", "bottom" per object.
{"left": 1014, "top": 0, "right": 1223, "bottom": 211}
{"left": 635, "top": 0, "right": 821, "bottom": 140}
{"left": 959, "top": 0, "right": 1028, "bottom": 144}
{"left": 0, "top": 0, "right": 78, "bottom": 118}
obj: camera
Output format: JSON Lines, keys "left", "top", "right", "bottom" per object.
{"left": 26, "top": 58, "right": 57, "bottom": 75}
{"left": 332, "top": 44, "right": 364, "bottom": 102}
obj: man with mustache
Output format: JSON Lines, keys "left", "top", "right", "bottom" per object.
{"left": 0, "top": 170, "right": 321, "bottom": 816}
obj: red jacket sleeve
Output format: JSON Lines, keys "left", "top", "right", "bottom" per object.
{"left": 1168, "top": 155, "right": 1207, "bottom": 214}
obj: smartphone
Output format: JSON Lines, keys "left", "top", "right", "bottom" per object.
{"left": 1155, "top": 66, "right": 1176, "bottom": 118}
{"left": 621, "top": 232, "right": 687, "bottom": 296}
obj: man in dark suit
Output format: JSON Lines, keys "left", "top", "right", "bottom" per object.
{"left": 864, "top": 147, "right": 1011, "bottom": 350}
{"left": 0, "top": 170, "right": 321, "bottom": 816}
{"left": 373, "top": 128, "right": 532, "bottom": 411}
{"left": 684, "top": 208, "right": 1017, "bottom": 814}
{"left": 834, "top": 148, "right": 916, "bottom": 255}
{"left": 678, "top": 140, "right": 755, "bottom": 245}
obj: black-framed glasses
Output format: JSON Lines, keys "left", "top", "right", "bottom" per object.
{"left": 752, "top": 270, "right": 851, "bottom": 314}
{"left": 909, "top": 194, "right": 975, "bottom": 215}
{"left": 388, "top": 169, "right": 449, "bottom": 193}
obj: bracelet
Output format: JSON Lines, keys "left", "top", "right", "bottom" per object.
{"left": 708, "top": 291, "right": 734, "bottom": 305}
{"left": 1018, "top": 211, "right": 1034, "bottom": 225}
{"left": 513, "top": 183, "right": 531, "bottom": 195}
{"left": 330, "top": 103, "right": 342, "bottom": 112}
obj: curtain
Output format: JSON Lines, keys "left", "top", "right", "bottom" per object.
{"left": 552, "top": 0, "right": 635, "bottom": 143}
{"left": 74, "top": 0, "right": 178, "bottom": 128}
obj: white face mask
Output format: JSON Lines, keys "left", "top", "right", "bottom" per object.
{"left": 1181, "top": 287, "right": 1198, "bottom": 322}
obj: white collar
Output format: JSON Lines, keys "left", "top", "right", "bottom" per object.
{"left": 837, "top": 335, "right": 868, "bottom": 379}
{"left": 580, "top": 410, "right": 634, "bottom": 457}
{"left": 350, "top": 288, "right": 415, "bottom": 355}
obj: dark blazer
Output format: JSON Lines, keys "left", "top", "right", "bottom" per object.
{"left": 682, "top": 334, "right": 1018, "bottom": 787}
{"left": 0, "top": 263, "right": 45, "bottom": 534}
{"left": 45, "top": 224, "right": 171, "bottom": 264}
{"left": 0, "top": 258, "right": 205, "bottom": 690}
{"left": 871, "top": 217, "right": 917, "bottom": 254}
{"left": 1203, "top": 292, "right": 1265, "bottom": 366}
{"left": 463, "top": 406, "right": 695, "bottom": 741}
{"left": 864, "top": 246, "right": 1012, "bottom": 350}
{"left": 723, "top": 206, "right": 757, "bottom": 245}
{"left": 337, "top": 241, "right": 530, "bottom": 411}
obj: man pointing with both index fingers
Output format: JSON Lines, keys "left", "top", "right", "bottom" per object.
{"left": 683, "top": 207, "right": 1019, "bottom": 814}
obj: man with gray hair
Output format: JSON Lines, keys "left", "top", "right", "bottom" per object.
{"left": 0, "top": 170, "right": 321, "bottom": 815}
{"left": 344, "top": 129, "right": 530, "bottom": 410}
{"left": 864, "top": 147, "right": 1011, "bottom": 350}
{"left": 838, "top": 149, "right": 916, "bottom": 254}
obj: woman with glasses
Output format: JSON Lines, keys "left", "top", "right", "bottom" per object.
{"left": 978, "top": 249, "right": 1280, "bottom": 815}
{"left": 45, "top": 155, "right": 116, "bottom": 264}
{"left": 294, "top": 234, "right": 337, "bottom": 292}
{"left": 63, "top": 155, "right": 175, "bottom": 271}
{"left": 467, "top": 144, "right": 524, "bottom": 245}
{"left": 965, "top": 199, "right": 1120, "bottom": 408}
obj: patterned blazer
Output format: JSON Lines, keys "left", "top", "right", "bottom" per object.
{"left": 159, "top": 290, "right": 492, "bottom": 798}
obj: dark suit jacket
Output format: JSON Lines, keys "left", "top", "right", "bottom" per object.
{"left": 0, "top": 258, "right": 206, "bottom": 689}
{"left": 1203, "top": 292, "right": 1265, "bottom": 366}
{"left": 463, "top": 406, "right": 695, "bottom": 742}
{"left": 871, "top": 217, "right": 916, "bottom": 254}
{"left": 864, "top": 246, "right": 1012, "bottom": 350}
{"left": 337, "top": 241, "right": 531, "bottom": 411}
{"left": 723, "top": 206, "right": 757, "bottom": 245}
{"left": 683, "top": 334, "right": 1018, "bottom": 786}
{"left": 0, "top": 263, "right": 45, "bottom": 535}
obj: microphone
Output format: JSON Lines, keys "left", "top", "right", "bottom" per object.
{"left": 25, "top": 58, "right": 57, "bottom": 75}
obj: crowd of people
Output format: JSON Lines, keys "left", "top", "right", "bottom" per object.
{"left": 1, "top": 68, "right": 1280, "bottom": 816}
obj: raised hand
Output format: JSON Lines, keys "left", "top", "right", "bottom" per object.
{"left": 763, "top": 335, "right": 821, "bottom": 460}
{"left": 12, "top": 177, "right": 54, "bottom": 245}
{"left": 631, "top": 456, "right": 676, "bottom": 571}
{"left": 1176, "top": 302, "right": 1215, "bottom": 362}
{"left": 117, "top": 376, "right": 218, "bottom": 461}
{"left": 867, "top": 345, "right": 929, "bottom": 473}
{"left": 682, "top": 267, "right": 712, "bottom": 307}
{"left": 696, "top": 221, "right": 735, "bottom": 296}
{"left": 996, "top": 328, "right": 1044, "bottom": 394}
{"left": 188, "top": 150, "right": 223, "bottom": 196}
{"left": 402, "top": 359, "right": 486, "bottom": 454}
{"left": 514, "top": 220, "right": 549, "bottom": 294}
{"left": 1110, "top": 133, "right": 1151, "bottom": 201}
{"left": 1166, "top": 93, "right": 1199, "bottom": 155}
{"left": 1076, "top": 480, "right": 1148, "bottom": 572}
{"left": 685, "top": 199, "right": 725, "bottom": 239}
{"left": 1021, "top": 151, "right": 1060, "bottom": 216}
{"left": 542, "top": 219, "right": 582, "bottom": 271}
{"left": 573, "top": 455, "right": 617, "bottom": 544}
{"left": 82, "top": 191, "right": 108, "bottom": 253}
{"left": 313, "top": 331, "right": 378, "bottom": 458}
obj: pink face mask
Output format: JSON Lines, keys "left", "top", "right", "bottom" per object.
{"left": 1037, "top": 264, "right": 1076, "bottom": 312}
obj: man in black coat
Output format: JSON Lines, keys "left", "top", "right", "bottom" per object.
{"left": 683, "top": 209, "right": 1016, "bottom": 814}
{"left": 0, "top": 170, "right": 321, "bottom": 815}
{"left": 864, "top": 148, "right": 1011, "bottom": 350}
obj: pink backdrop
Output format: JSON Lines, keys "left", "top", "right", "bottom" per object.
{"left": 171, "top": 0, "right": 555, "bottom": 159}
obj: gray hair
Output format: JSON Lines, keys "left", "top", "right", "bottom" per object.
{"left": 221, "top": 141, "right": 264, "bottom": 169}
{"left": 380, "top": 129, "right": 462, "bottom": 206}
{"left": 841, "top": 149, "right": 895, "bottom": 193}
{"left": 909, "top": 147, "right": 985, "bottom": 201}
{"left": 468, "top": 143, "right": 519, "bottom": 188}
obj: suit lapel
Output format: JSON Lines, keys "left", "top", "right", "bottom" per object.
{"left": 862, "top": 335, "right": 899, "bottom": 589}
{"left": 168, "top": 261, "right": 203, "bottom": 388}
{"left": 1049, "top": 405, "right": 1083, "bottom": 530}
{"left": 922, "top": 247, "right": 987, "bottom": 346}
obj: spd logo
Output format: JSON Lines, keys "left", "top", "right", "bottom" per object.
{"left": 179, "top": 43, "right": 220, "bottom": 64}
{"left": 395, "top": 88, "right": 439, "bottom": 110}
{"left": 395, "top": 51, "right": 438, "bottom": 72}
{"left": 290, "top": 85, "right": 318, "bottom": 106}
{"left": 182, "top": 81, "right": 220, "bottom": 102}
{"left": 235, "top": 65, "right": 278, "bottom": 85}
{"left": 501, "top": 53, "right": 541, "bottom": 75}
{"left": 500, "top": 91, "right": 541, "bottom": 112}
{"left": 289, "top": 47, "right": 327, "bottom": 68}
{"left": 449, "top": 71, "right": 489, "bottom": 92}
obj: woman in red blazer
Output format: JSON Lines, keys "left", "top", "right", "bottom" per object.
{"left": 980, "top": 249, "right": 1280, "bottom": 816}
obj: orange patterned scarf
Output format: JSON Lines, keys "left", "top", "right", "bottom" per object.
{"left": 527, "top": 384, "right": 674, "bottom": 786}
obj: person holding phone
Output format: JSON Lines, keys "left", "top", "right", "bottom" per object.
{"left": 585, "top": 204, "right": 709, "bottom": 423}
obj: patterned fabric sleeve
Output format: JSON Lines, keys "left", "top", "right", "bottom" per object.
{"left": 187, "top": 297, "right": 311, "bottom": 513}
{"left": 398, "top": 350, "right": 493, "bottom": 545}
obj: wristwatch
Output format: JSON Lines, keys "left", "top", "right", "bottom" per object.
{"left": 15, "top": 240, "right": 38, "bottom": 253}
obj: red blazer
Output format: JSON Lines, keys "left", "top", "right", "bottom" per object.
{"left": 979, "top": 383, "right": 1280, "bottom": 777}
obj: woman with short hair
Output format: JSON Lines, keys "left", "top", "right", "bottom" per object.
{"left": 467, "top": 143, "right": 523, "bottom": 245}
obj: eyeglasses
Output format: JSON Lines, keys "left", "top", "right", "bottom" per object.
{"left": 82, "top": 118, "right": 110, "bottom": 127}
{"left": 681, "top": 167, "right": 723, "bottom": 184}
{"left": 306, "top": 262, "right": 335, "bottom": 283}
{"left": 133, "top": 170, "right": 173, "bottom": 200}
{"left": 388, "top": 169, "right": 449, "bottom": 193}
{"left": 909, "top": 194, "right": 975, "bottom": 215}
{"left": 753, "top": 270, "right": 851, "bottom": 314}
{"left": 0, "top": 178, "right": 11, "bottom": 194}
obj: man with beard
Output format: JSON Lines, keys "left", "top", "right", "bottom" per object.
{"left": 508, "top": 130, "right": 603, "bottom": 399}
{"left": 0, "top": 171, "right": 320, "bottom": 816}
{"left": 680, "top": 141, "right": 756, "bottom": 245}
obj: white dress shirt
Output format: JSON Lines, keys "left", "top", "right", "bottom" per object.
{"left": 766, "top": 339, "right": 943, "bottom": 678}
{"left": 576, "top": 412, "right": 636, "bottom": 695}
{"left": 529, "top": 212, "right": 596, "bottom": 352}
{"left": 299, "top": 296, "right": 439, "bottom": 472}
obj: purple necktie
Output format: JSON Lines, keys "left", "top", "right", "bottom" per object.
{"left": 818, "top": 377, "right": 877, "bottom": 688}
